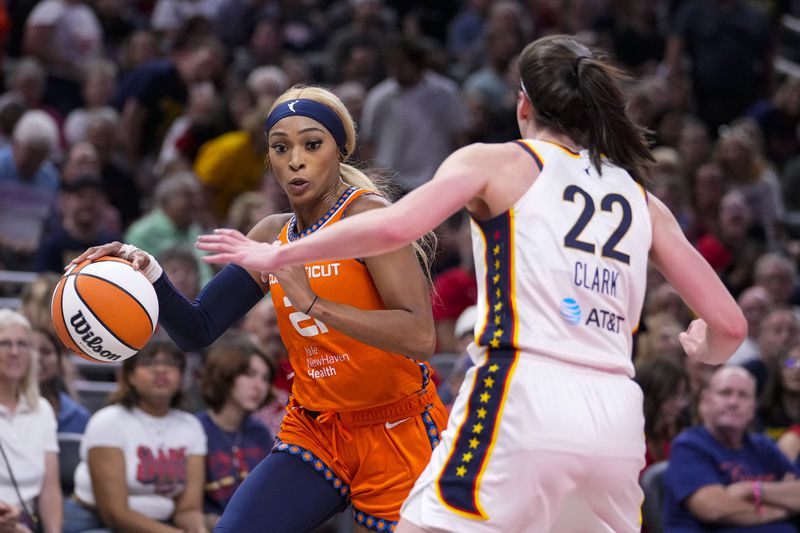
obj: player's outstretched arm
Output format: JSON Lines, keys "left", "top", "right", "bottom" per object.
{"left": 196, "top": 144, "right": 495, "bottom": 272}
{"left": 648, "top": 194, "right": 747, "bottom": 365}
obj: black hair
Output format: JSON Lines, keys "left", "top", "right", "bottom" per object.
{"left": 519, "top": 35, "right": 654, "bottom": 178}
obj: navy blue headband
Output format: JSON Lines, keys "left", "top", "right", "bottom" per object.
{"left": 264, "top": 99, "right": 347, "bottom": 154}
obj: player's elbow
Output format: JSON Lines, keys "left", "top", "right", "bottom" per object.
{"left": 715, "top": 310, "right": 748, "bottom": 347}
{"left": 728, "top": 313, "right": 748, "bottom": 346}
{"left": 404, "top": 321, "right": 437, "bottom": 360}
{"left": 416, "top": 328, "right": 438, "bottom": 361}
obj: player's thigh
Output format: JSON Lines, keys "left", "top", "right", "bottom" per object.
{"left": 553, "top": 455, "right": 643, "bottom": 533}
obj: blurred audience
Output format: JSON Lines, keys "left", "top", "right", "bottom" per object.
{"left": 662, "top": 367, "right": 800, "bottom": 532}
{"left": 0, "top": 309, "right": 62, "bottom": 533}
{"left": 196, "top": 334, "right": 274, "bottom": 530}
{"left": 33, "top": 327, "right": 89, "bottom": 434}
{"left": 635, "top": 357, "right": 690, "bottom": 469}
{"left": 64, "top": 339, "right": 207, "bottom": 533}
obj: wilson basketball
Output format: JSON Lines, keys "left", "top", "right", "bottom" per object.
{"left": 51, "top": 256, "right": 159, "bottom": 363}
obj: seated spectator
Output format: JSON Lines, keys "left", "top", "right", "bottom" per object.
{"left": 83, "top": 108, "right": 143, "bottom": 227}
{"left": 695, "top": 190, "right": 766, "bottom": 297}
{"left": 0, "top": 111, "right": 61, "bottom": 256}
{"left": 742, "top": 307, "right": 799, "bottom": 396}
{"left": 777, "top": 425, "right": 800, "bottom": 465}
{"left": 64, "top": 339, "right": 207, "bottom": 533}
{"left": 226, "top": 191, "right": 278, "bottom": 236}
{"left": 156, "top": 82, "right": 224, "bottom": 176}
{"left": 124, "top": 171, "right": 212, "bottom": 281}
{"left": 23, "top": 0, "right": 104, "bottom": 116}
{"left": 18, "top": 273, "right": 61, "bottom": 334}
{"left": 59, "top": 141, "right": 122, "bottom": 234}
{"left": 757, "top": 345, "right": 800, "bottom": 441}
{"left": 686, "top": 162, "right": 724, "bottom": 244}
{"left": 33, "top": 175, "right": 121, "bottom": 273}
{"left": 196, "top": 334, "right": 275, "bottom": 530}
{"left": 728, "top": 286, "right": 772, "bottom": 365}
{"left": 684, "top": 356, "right": 718, "bottom": 425}
{"left": 0, "top": 309, "right": 62, "bottom": 533}
{"left": 635, "top": 312, "right": 685, "bottom": 365}
{"left": 752, "top": 253, "right": 800, "bottom": 309}
{"left": 677, "top": 117, "right": 712, "bottom": 188}
{"left": 243, "top": 298, "right": 291, "bottom": 436}
{"left": 645, "top": 283, "right": 692, "bottom": 328}
{"left": 635, "top": 358, "right": 690, "bottom": 469}
{"left": 113, "top": 37, "right": 225, "bottom": 167}
{"left": 33, "top": 327, "right": 89, "bottom": 434}
{"left": 63, "top": 59, "right": 117, "bottom": 147}
{"left": 159, "top": 246, "right": 202, "bottom": 299}
{"left": 715, "top": 120, "right": 785, "bottom": 245}
{"left": 662, "top": 366, "right": 800, "bottom": 532}
{"left": 193, "top": 101, "right": 272, "bottom": 221}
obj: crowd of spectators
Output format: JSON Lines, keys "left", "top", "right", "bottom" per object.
{"left": 1, "top": 0, "right": 800, "bottom": 531}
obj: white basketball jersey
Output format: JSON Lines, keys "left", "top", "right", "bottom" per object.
{"left": 469, "top": 139, "right": 651, "bottom": 377}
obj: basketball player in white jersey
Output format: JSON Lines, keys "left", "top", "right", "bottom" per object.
{"left": 196, "top": 35, "right": 747, "bottom": 532}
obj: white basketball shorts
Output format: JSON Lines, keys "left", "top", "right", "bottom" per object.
{"left": 401, "top": 355, "right": 646, "bottom": 532}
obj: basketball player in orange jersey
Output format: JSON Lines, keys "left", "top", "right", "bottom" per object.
{"left": 69, "top": 86, "right": 447, "bottom": 533}
{"left": 197, "top": 36, "right": 748, "bottom": 532}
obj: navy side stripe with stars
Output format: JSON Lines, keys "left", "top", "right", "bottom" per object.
{"left": 436, "top": 210, "right": 520, "bottom": 519}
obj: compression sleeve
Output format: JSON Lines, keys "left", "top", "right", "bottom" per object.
{"left": 153, "top": 264, "right": 265, "bottom": 351}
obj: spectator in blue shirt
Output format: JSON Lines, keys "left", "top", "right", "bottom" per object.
{"left": 196, "top": 334, "right": 275, "bottom": 530}
{"left": 33, "top": 327, "right": 89, "bottom": 433}
{"left": 662, "top": 366, "right": 800, "bottom": 532}
{"left": 0, "top": 109, "right": 60, "bottom": 191}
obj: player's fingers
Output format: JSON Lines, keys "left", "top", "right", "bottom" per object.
{"left": 195, "top": 241, "right": 233, "bottom": 253}
{"left": 67, "top": 242, "right": 122, "bottom": 269}
{"left": 202, "top": 253, "right": 235, "bottom": 264}
{"left": 212, "top": 228, "right": 249, "bottom": 243}
{"left": 86, "top": 241, "right": 124, "bottom": 260}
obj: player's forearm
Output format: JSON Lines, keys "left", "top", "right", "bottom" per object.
{"left": 701, "top": 326, "right": 749, "bottom": 365}
{"left": 309, "top": 298, "right": 435, "bottom": 359}
{"left": 278, "top": 206, "right": 414, "bottom": 267}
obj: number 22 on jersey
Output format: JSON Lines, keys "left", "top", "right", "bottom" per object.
{"left": 562, "top": 184, "right": 632, "bottom": 264}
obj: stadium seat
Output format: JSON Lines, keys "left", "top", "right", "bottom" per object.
{"left": 640, "top": 460, "right": 669, "bottom": 533}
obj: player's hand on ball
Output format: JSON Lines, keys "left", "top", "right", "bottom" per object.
{"left": 67, "top": 241, "right": 152, "bottom": 273}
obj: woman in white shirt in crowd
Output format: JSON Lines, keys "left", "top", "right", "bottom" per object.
{"left": 64, "top": 339, "right": 208, "bottom": 533}
{"left": 0, "top": 309, "right": 62, "bottom": 533}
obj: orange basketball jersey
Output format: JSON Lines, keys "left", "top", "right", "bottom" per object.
{"left": 269, "top": 187, "right": 430, "bottom": 412}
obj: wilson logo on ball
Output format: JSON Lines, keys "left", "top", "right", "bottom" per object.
{"left": 68, "top": 310, "right": 123, "bottom": 361}
{"left": 52, "top": 256, "right": 159, "bottom": 363}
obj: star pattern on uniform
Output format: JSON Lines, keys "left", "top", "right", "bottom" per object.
{"left": 448, "top": 219, "right": 516, "bottom": 489}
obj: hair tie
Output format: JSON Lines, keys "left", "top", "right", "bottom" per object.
{"left": 264, "top": 99, "right": 348, "bottom": 155}
{"left": 573, "top": 55, "right": 590, "bottom": 81}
